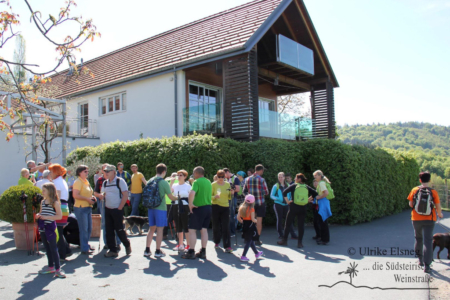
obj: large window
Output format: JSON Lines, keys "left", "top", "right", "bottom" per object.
{"left": 259, "top": 98, "right": 276, "bottom": 133}
{"left": 185, "top": 82, "right": 222, "bottom": 134}
{"left": 100, "top": 92, "right": 126, "bottom": 115}
{"left": 79, "top": 103, "right": 89, "bottom": 135}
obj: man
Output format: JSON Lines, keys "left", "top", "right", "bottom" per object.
{"left": 407, "top": 171, "right": 444, "bottom": 273}
{"left": 34, "top": 162, "right": 45, "bottom": 182}
{"left": 129, "top": 164, "right": 147, "bottom": 216}
{"left": 94, "top": 164, "right": 122, "bottom": 250}
{"left": 116, "top": 162, "right": 132, "bottom": 187}
{"left": 144, "top": 164, "right": 176, "bottom": 258}
{"left": 98, "top": 164, "right": 131, "bottom": 258}
{"left": 26, "top": 160, "right": 51, "bottom": 183}
{"left": 224, "top": 168, "right": 240, "bottom": 237}
{"left": 285, "top": 173, "right": 294, "bottom": 186}
{"left": 181, "top": 166, "right": 212, "bottom": 260}
{"left": 243, "top": 164, "right": 269, "bottom": 246}
{"left": 35, "top": 170, "right": 51, "bottom": 191}
{"left": 247, "top": 168, "right": 255, "bottom": 178}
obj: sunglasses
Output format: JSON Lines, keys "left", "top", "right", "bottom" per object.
{"left": 177, "top": 174, "right": 185, "bottom": 177}
{"left": 217, "top": 176, "right": 225, "bottom": 178}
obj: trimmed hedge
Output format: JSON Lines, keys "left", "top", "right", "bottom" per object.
{"left": 67, "top": 134, "right": 420, "bottom": 225}
{"left": 0, "top": 185, "right": 42, "bottom": 223}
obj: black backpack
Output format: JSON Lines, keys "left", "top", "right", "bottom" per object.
{"left": 413, "top": 186, "right": 435, "bottom": 218}
{"left": 103, "top": 178, "right": 123, "bottom": 200}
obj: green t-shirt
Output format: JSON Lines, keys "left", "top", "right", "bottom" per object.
{"left": 153, "top": 176, "right": 172, "bottom": 211}
{"left": 192, "top": 177, "right": 212, "bottom": 207}
{"left": 165, "top": 179, "right": 178, "bottom": 204}
{"left": 18, "top": 177, "right": 33, "bottom": 186}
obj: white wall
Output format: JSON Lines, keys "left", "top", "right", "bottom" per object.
{"left": 0, "top": 134, "right": 100, "bottom": 194}
{"left": 68, "top": 70, "right": 186, "bottom": 143}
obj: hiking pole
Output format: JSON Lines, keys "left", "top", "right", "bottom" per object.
{"left": 21, "top": 192, "right": 31, "bottom": 256}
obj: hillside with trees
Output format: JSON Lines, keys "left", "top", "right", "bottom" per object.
{"left": 338, "top": 122, "right": 450, "bottom": 181}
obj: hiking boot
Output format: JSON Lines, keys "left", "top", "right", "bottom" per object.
{"left": 104, "top": 251, "right": 119, "bottom": 258}
{"left": 155, "top": 250, "right": 166, "bottom": 258}
{"left": 126, "top": 246, "right": 132, "bottom": 255}
{"left": 240, "top": 256, "right": 249, "bottom": 262}
{"left": 39, "top": 266, "right": 56, "bottom": 275}
{"left": 181, "top": 251, "right": 196, "bottom": 259}
{"left": 316, "top": 238, "right": 322, "bottom": 244}
{"left": 297, "top": 243, "right": 304, "bottom": 248}
{"left": 255, "top": 251, "right": 264, "bottom": 259}
{"left": 195, "top": 251, "right": 206, "bottom": 259}
{"left": 277, "top": 239, "right": 288, "bottom": 246}
{"left": 225, "top": 247, "right": 233, "bottom": 253}
{"left": 54, "top": 269, "right": 66, "bottom": 278}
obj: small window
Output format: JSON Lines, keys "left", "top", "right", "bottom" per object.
{"left": 100, "top": 92, "right": 127, "bottom": 115}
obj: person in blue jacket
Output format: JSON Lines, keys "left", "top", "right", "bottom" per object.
{"left": 270, "top": 172, "right": 297, "bottom": 239}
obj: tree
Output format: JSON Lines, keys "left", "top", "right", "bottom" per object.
{"left": 0, "top": 0, "right": 100, "bottom": 162}
{"left": 277, "top": 93, "right": 310, "bottom": 116}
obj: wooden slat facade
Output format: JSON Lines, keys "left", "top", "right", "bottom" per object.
{"left": 310, "top": 79, "right": 335, "bottom": 139}
{"left": 223, "top": 48, "right": 260, "bottom": 142}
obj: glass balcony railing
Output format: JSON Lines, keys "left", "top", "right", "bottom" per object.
{"left": 183, "top": 104, "right": 222, "bottom": 135}
{"left": 259, "top": 109, "right": 313, "bottom": 140}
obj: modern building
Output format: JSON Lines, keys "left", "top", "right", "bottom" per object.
{"left": 50, "top": 0, "right": 338, "bottom": 143}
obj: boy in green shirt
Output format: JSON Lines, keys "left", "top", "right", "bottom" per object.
{"left": 18, "top": 168, "right": 34, "bottom": 186}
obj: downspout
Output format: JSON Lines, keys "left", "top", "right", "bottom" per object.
{"left": 174, "top": 67, "right": 178, "bottom": 137}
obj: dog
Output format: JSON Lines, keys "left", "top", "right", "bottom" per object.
{"left": 432, "top": 233, "right": 450, "bottom": 259}
{"left": 123, "top": 216, "right": 149, "bottom": 235}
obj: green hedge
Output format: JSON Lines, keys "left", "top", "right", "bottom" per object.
{"left": 0, "top": 185, "right": 42, "bottom": 223}
{"left": 67, "top": 134, "right": 420, "bottom": 225}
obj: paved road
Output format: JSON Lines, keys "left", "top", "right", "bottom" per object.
{"left": 0, "top": 210, "right": 449, "bottom": 300}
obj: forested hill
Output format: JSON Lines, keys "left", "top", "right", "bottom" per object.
{"left": 338, "top": 122, "right": 450, "bottom": 179}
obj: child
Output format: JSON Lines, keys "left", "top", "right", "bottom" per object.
{"left": 18, "top": 168, "right": 34, "bottom": 186}
{"left": 35, "top": 182, "right": 66, "bottom": 278}
{"left": 237, "top": 194, "right": 263, "bottom": 262}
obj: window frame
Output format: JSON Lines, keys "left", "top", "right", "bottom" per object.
{"left": 99, "top": 91, "right": 127, "bottom": 116}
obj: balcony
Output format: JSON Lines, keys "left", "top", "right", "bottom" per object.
{"left": 65, "top": 117, "right": 98, "bottom": 138}
{"left": 259, "top": 109, "right": 313, "bottom": 140}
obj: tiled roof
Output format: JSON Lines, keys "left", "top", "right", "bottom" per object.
{"left": 51, "top": 0, "right": 284, "bottom": 98}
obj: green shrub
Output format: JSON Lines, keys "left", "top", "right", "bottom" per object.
{"left": 0, "top": 185, "right": 42, "bottom": 223}
{"left": 67, "top": 134, "right": 420, "bottom": 225}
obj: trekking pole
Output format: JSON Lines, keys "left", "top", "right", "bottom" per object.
{"left": 168, "top": 202, "right": 175, "bottom": 240}
{"left": 21, "top": 193, "right": 31, "bottom": 256}
{"left": 32, "top": 207, "right": 36, "bottom": 255}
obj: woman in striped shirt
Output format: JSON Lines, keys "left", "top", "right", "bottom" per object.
{"left": 36, "top": 183, "right": 66, "bottom": 278}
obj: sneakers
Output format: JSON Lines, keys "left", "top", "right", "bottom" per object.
{"left": 277, "top": 239, "right": 288, "bottom": 246}
{"left": 126, "top": 246, "right": 132, "bottom": 255}
{"left": 240, "top": 256, "right": 250, "bottom": 262}
{"left": 185, "top": 245, "right": 190, "bottom": 251}
{"left": 181, "top": 251, "right": 196, "bottom": 259}
{"left": 225, "top": 247, "right": 233, "bottom": 253}
{"left": 39, "top": 266, "right": 55, "bottom": 274}
{"left": 104, "top": 251, "right": 119, "bottom": 258}
{"left": 155, "top": 250, "right": 166, "bottom": 258}
{"left": 214, "top": 244, "right": 220, "bottom": 249}
{"left": 143, "top": 250, "right": 152, "bottom": 257}
{"left": 195, "top": 251, "right": 206, "bottom": 259}
{"left": 174, "top": 244, "right": 185, "bottom": 251}
{"left": 54, "top": 269, "right": 66, "bottom": 278}
{"left": 255, "top": 251, "right": 264, "bottom": 259}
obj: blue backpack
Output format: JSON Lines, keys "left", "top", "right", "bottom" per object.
{"left": 142, "top": 177, "right": 163, "bottom": 209}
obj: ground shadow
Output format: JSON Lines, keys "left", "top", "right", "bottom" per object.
{"left": 300, "top": 248, "right": 345, "bottom": 263}
{"left": 89, "top": 255, "right": 130, "bottom": 278}
{"left": 168, "top": 253, "right": 228, "bottom": 281}
{"left": 259, "top": 246, "right": 293, "bottom": 263}
{"left": 17, "top": 271, "right": 53, "bottom": 300}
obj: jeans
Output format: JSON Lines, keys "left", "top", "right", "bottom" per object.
{"left": 412, "top": 220, "right": 435, "bottom": 266}
{"left": 274, "top": 203, "right": 296, "bottom": 238}
{"left": 41, "top": 231, "right": 60, "bottom": 270}
{"left": 243, "top": 240, "right": 258, "bottom": 257}
{"left": 73, "top": 206, "right": 92, "bottom": 252}
{"left": 229, "top": 197, "right": 237, "bottom": 235}
{"left": 283, "top": 204, "right": 307, "bottom": 242}
{"left": 105, "top": 207, "right": 130, "bottom": 252}
{"left": 212, "top": 205, "right": 231, "bottom": 248}
{"left": 130, "top": 193, "right": 142, "bottom": 216}
{"left": 98, "top": 199, "right": 121, "bottom": 246}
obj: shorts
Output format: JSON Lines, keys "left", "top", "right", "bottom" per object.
{"left": 173, "top": 204, "right": 189, "bottom": 233}
{"left": 188, "top": 205, "right": 212, "bottom": 231}
{"left": 255, "top": 203, "right": 266, "bottom": 218}
{"left": 148, "top": 208, "right": 168, "bottom": 227}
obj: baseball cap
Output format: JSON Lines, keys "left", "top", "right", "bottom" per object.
{"left": 104, "top": 165, "right": 116, "bottom": 172}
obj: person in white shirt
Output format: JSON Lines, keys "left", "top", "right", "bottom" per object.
{"left": 170, "top": 169, "right": 192, "bottom": 251}
{"left": 35, "top": 170, "right": 51, "bottom": 191}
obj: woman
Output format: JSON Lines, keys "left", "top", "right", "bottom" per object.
{"left": 277, "top": 173, "right": 318, "bottom": 248}
{"left": 270, "top": 172, "right": 297, "bottom": 239}
{"left": 170, "top": 170, "right": 191, "bottom": 251}
{"left": 36, "top": 182, "right": 65, "bottom": 278}
{"left": 72, "top": 165, "right": 97, "bottom": 254}
{"left": 49, "top": 164, "right": 72, "bottom": 260}
{"left": 313, "top": 170, "right": 332, "bottom": 245}
{"left": 211, "top": 170, "right": 233, "bottom": 253}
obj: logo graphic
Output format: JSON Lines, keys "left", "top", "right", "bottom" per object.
{"left": 319, "top": 262, "right": 436, "bottom": 290}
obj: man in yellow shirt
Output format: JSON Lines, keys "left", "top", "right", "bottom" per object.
{"left": 130, "top": 164, "right": 147, "bottom": 216}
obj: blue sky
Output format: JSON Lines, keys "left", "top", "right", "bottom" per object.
{"left": 3, "top": 0, "right": 450, "bottom": 126}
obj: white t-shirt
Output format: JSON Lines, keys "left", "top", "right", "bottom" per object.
{"left": 35, "top": 178, "right": 50, "bottom": 191}
{"left": 172, "top": 183, "right": 191, "bottom": 205}
{"left": 53, "top": 176, "right": 69, "bottom": 201}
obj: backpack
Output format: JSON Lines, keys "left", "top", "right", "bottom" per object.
{"left": 103, "top": 178, "right": 123, "bottom": 200}
{"left": 413, "top": 186, "right": 434, "bottom": 217}
{"left": 142, "top": 177, "right": 163, "bottom": 209}
{"left": 294, "top": 184, "right": 309, "bottom": 206}
{"left": 317, "top": 181, "right": 335, "bottom": 200}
